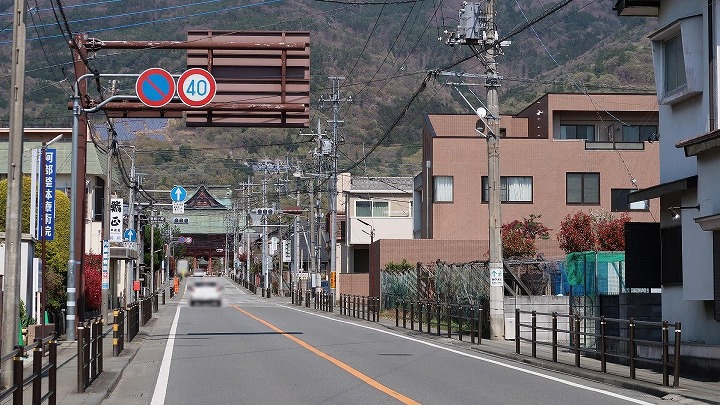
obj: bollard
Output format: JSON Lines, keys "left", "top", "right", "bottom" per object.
{"left": 410, "top": 302, "right": 415, "bottom": 331}
{"left": 395, "top": 302, "right": 399, "bottom": 327}
{"left": 162, "top": 289, "right": 166, "bottom": 305}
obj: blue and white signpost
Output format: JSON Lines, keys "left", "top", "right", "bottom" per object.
{"left": 171, "top": 186, "right": 187, "bottom": 214}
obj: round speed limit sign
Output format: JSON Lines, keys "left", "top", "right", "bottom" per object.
{"left": 177, "top": 68, "right": 217, "bottom": 107}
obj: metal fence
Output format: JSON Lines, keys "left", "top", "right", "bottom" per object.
{"left": 126, "top": 302, "right": 140, "bottom": 342}
{"left": 140, "top": 295, "right": 153, "bottom": 325}
{"left": 515, "top": 309, "right": 682, "bottom": 387}
{"left": 340, "top": 294, "right": 380, "bottom": 322}
{"left": 113, "top": 308, "right": 125, "bottom": 356}
{"left": 0, "top": 333, "right": 58, "bottom": 405}
{"left": 393, "top": 299, "right": 484, "bottom": 345}
{"left": 77, "top": 317, "right": 103, "bottom": 392}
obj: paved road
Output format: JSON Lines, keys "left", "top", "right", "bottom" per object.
{"left": 104, "top": 278, "right": 664, "bottom": 404}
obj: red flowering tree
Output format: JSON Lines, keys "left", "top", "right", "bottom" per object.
{"left": 501, "top": 214, "right": 550, "bottom": 259}
{"left": 84, "top": 253, "right": 102, "bottom": 311}
{"left": 557, "top": 211, "right": 631, "bottom": 254}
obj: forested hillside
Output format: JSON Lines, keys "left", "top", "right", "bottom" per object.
{"left": 0, "top": 0, "right": 658, "bottom": 186}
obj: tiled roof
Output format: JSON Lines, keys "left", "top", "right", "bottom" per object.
{"left": 350, "top": 177, "right": 413, "bottom": 191}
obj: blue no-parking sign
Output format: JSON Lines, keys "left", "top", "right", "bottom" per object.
{"left": 136, "top": 68, "right": 175, "bottom": 108}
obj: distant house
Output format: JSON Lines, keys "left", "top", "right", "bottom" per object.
{"left": 340, "top": 174, "right": 413, "bottom": 274}
{"left": 416, "top": 93, "right": 660, "bottom": 258}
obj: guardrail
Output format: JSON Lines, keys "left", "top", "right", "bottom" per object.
{"left": 0, "top": 333, "right": 58, "bottom": 405}
{"left": 340, "top": 294, "right": 380, "bottom": 322}
{"left": 393, "top": 300, "right": 484, "bottom": 345}
{"left": 515, "top": 309, "right": 681, "bottom": 387}
{"left": 152, "top": 292, "right": 159, "bottom": 312}
{"left": 126, "top": 302, "right": 140, "bottom": 342}
{"left": 314, "top": 292, "right": 333, "bottom": 312}
{"left": 140, "top": 296, "right": 152, "bottom": 326}
{"left": 77, "top": 317, "right": 103, "bottom": 392}
{"left": 291, "top": 289, "right": 305, "bottom": 306}
{"left": 113, "top": 308, "right": 125, "bottom": 356}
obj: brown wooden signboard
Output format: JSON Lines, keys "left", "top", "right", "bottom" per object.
{"left": 185, "top": 30, "right": 310, "bottom": 128}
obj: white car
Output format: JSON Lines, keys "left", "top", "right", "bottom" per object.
{"left": 188, "top": 278, "right": 223, "bottom": 306}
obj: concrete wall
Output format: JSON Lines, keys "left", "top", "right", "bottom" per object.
{"left": 504, "top": 296, "right": 570, "bottom": 343}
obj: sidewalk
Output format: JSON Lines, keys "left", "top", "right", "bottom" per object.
{"left": 7, "top": 286, "right": 183, "bottom": 405}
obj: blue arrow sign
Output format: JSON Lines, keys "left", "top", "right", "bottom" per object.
{"left": 171, "top": 186, "right": 187, "bottom": 202}
{"left": 124, "top": 229, "right": 137, "bottom": 242}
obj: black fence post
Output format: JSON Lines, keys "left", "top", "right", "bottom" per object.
{"left": 574, "top": 314, "right": 581, "bottom": 368}
{"left": 600, "top": 316, "right": 606, "bottom": 373}
{"left": 629, "top": 319, "right": 636, "bottom": 380}
{"left": 531, "top": 310, "right": 536, "bottom": 358}
{"left": 436, "top": 303, "right": 441, "bottom": 336}
{"left": 552, "top": 312, "right": 558, "bottom": 362}
{"left": 515, "top": 308, "right": 521, "bottom": 354}
{"left": 445, "top": 304, "right": 452, "bottom": 339}
{"left": 662, "top": 320, "right": 669, "bottom": 386}
{"left": 13, "top": 346, "right": 24, "bottom": 405}
{"left": 673, "top": 322, "right": 681, "bottom": 387}
{"left": 49, "top": 337, "right": 57, "bottom": 405}
{"left": 33, "top": 340, "right": 42, "bottom": 403}
{"left": 77, "top": 326, "right": 85, "bottom": 392}
{"left": 395, "top": 302, "right": 399, "bottom": 327}
{"left": 410, "top": 302, "right": 415, "bottom": 331}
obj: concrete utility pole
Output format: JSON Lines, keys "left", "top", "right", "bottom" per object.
{"left": 2, "top": 0, "right": 27, "bottom": 386}
{"left": 320, "top": 77, "right": 350, "bottom": 294}
{"left": 101, "top": 80, "right": 117, "bottom": 321}
{"left": 446, "top": 0, "right": 505, "bottom": 339}
{"left": 125, "top": 146, "right": 137, "bottom": 304}
{"left": 261, "top": 177, "right": 269, "bottom": 296}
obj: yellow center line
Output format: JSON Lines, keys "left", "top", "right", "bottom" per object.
{"left": 231, "top": 305, "right": 421, "bottom": 405}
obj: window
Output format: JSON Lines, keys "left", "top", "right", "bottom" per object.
{"left": 433, "top": 176, "right": 453, "bottom": 203}
{"left": 650, "top": 16, "right": 702, "bottom": 105}
{"left": 611, "top": 189, "right": 649, "bottom": 211}
{"left": 663, "top": 34, "right": 686, "bottom": 94}
{"left": 566, "top": 173, "right": 600, "bottom": 204}
{"left": 559, "top": 124, "right": 595, "bottom": 141}
{"left": 621, "top": 125, "right": 658, "bottom": 142}
{"left": 355, "top": 200, "right": 389, "bottom": 217}
{"left": 482, "top": 176, "right": 533, "bottom": 203}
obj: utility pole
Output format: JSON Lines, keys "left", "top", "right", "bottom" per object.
{"left": 125, "top": 146, "right": 137, "bottom": 304}
{"left": 2, "top": 0, "right": 27, "bottom": 386}
{"left": 445, "top": 0, "right": 505, "bottom": 339}
{"left": 261, "top": 176, "right": 269, "bottom": 297}
{"left": 320, "top": 77, "right": 350, "bottom": 295}
{"left": 101, "top": 80, "right": 117, "bottom": 321}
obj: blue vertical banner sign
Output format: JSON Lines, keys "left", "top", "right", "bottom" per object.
{"left": 38, "top": 149, "right": 57, "bottom": 241}
{"left": 102, "top": 240, "right": 110, "bottom": 290}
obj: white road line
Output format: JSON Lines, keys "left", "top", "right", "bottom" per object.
{"left": 150, "top": 304, "right": 182, "bottom": 405}
{"left": 281, "top": 305, "right": 655, "bottom": 405}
